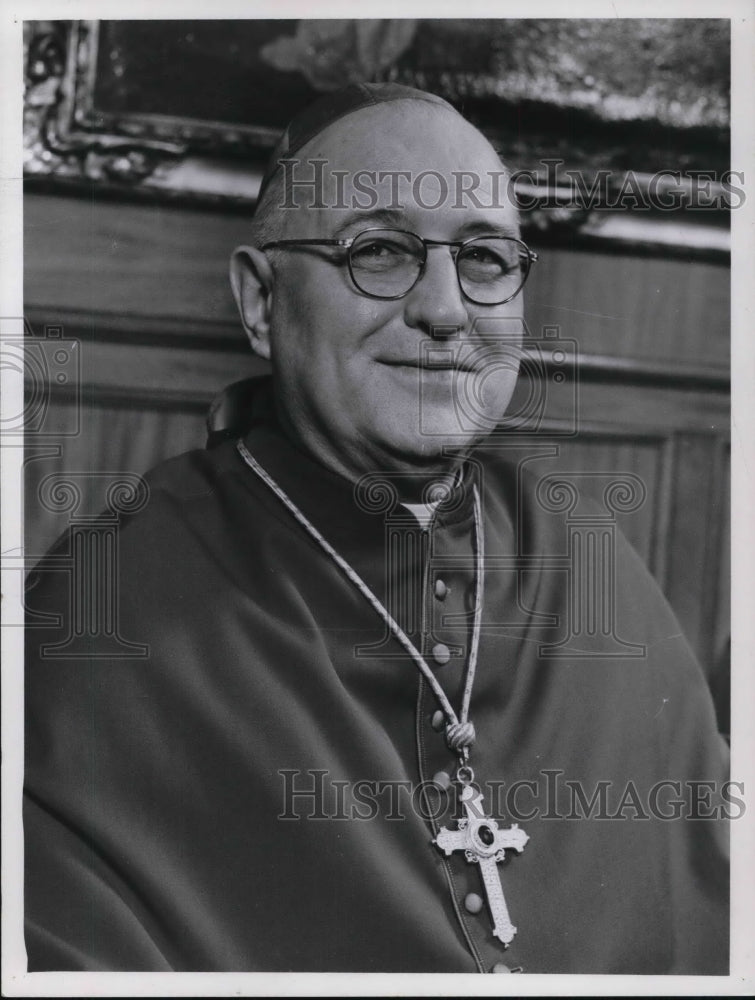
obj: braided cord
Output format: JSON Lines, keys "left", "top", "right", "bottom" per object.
{"left": 236, "top": 437, "right": 483, "bottom": 756}
{"left": 460, "top": 484, "right": 484, "bottom": 726}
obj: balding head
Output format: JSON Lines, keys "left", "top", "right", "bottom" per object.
{"left": 251, "top": 86, "right": 517, "bottom": 246}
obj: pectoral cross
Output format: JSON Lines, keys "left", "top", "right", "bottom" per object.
{"left": 435, "top": 784, "right": 529, "bottom": 945}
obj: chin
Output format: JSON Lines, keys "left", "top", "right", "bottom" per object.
{"left": 376, "top": 413, "right": 492, "bottom": 465}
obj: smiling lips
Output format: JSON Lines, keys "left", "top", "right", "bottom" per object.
{"left": 378, "top": 359, "right": 478, "bottom": 373}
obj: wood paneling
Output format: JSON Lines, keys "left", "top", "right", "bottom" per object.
{"left": 525, "top": 248, "right": 730, "bottom": 366}
{"left": 25, "top": 195, "right": 253, "bottom": 326}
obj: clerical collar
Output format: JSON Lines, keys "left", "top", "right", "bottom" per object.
{"left": 399, "top": 501, "right": 438, "bottom": 530}
{"left": 400, "top": 467, "right": 465, "bottom": 529}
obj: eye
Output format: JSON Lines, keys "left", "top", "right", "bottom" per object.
{"left": 458, "top": 241, "right": 522, "bottom": 284}
{"left": 464, "top": 245, "right": 501, "bottom": 264}
{"left": 461, "top": 245, "right": 510, "bottom": 270}
{"left": 351, "top": 237, "right": 415, "bottom": 271}
{"left": 353, "top": 239, "right": 402, "bottom": 258}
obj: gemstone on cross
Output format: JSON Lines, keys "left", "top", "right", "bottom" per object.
{"left": 434, "top": 783, "right": 528, "bottom": 945}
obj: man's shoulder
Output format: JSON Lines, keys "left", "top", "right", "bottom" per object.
{"left": 30, "top": 441, "right": 247, "bottom": 574}
{"left": 109, "top": 439, "right": 267, "bottom": 565}
{"left": 117, "top": 439, "right": 253, "bottom": 535}
{"left": 141, "top": 440, "right": 239, "bottom": 503}
{"left": 476, "top": 447, "right": 648, "bottom": 548}
{"left": 474, "top": 444, "right": 686, "bottom": 632}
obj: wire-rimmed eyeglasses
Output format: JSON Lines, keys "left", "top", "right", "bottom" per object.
{"left": 261, "top": 228, "right": 539, "bottom": 305}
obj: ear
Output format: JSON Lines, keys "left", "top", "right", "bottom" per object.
{"left": 229, "top": 245, "right": 275, "bottom": 360}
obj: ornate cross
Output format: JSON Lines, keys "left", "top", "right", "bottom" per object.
{"left": 435, "top": 784, "right": 529, "bottom": 945}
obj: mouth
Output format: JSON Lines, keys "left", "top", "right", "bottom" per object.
{"left": 377, "top": 359, "right": 477, "bottom": 374}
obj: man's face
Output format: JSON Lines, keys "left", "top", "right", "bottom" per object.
{"left": 256, "top": 102, "right": 525, "bottom": 477}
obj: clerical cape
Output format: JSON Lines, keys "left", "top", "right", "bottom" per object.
{"left": 24, "top": 411, "right": 729, "bottom": 973}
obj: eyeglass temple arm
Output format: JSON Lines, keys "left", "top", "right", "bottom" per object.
{"left": 260, "top": 238, "right": 352, "bottom": 249}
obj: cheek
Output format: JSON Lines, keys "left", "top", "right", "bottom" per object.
{"left": 271, "top": 263, "right": 397, "bottom": 365}
{"left": 270, "top": 263, "right": 323, "bottom": 339}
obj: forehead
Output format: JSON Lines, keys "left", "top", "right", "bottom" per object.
{"left": 278, "top": 101, "right": 518, "bottom": 237}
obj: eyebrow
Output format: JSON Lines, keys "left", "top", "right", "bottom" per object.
{"left": 332, "top": 210, "right": 521, "bottom": 241}
{"left": 332, "top": 208, "right": 410, "bottom": 237}
{"left": 453, "top": 218, "right": 521, "bottom": 240}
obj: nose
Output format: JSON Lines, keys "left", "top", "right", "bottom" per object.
{"left": 402, "top": 245, "right": 468, "bottom": 339}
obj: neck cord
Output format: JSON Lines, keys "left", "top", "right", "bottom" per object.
{"left": 236, "top": 437, "right": 483, "bottom": 768}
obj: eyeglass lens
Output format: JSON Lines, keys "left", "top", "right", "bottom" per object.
{"left": 348, "top": 229, "right": 529, "bottom": 304}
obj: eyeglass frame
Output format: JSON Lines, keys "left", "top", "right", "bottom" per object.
{"left": 260, "top": 228, "right": 539, "bottom": 305}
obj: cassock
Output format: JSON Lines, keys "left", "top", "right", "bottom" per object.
{"left": 24, "top": 401, "right": 729, "bottom": 974}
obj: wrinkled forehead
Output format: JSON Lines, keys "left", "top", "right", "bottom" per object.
{"left": 271, "top": 101, "right": 519, "bottom": 237}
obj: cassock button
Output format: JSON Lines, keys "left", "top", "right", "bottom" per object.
{"left": 432, "top": 770, "right": 451, "bottom": 790}
{"left": 491, "top": 962, "right": 512, "bottom": 974}
{"left": 464, "top": 892, "right": 484, "bottom": 914}
{"left": 432, "top": 642, "right": 451, "bottom": 665}
{"left": 434, "top": 579, "right": 448, "bottom": 600}
{"left": 431, "top": 710, "right": 445, "bottom": 732}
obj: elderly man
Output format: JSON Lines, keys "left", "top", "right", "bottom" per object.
{"left": 24, "top": 83, "right": 728, "bottom": 974}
